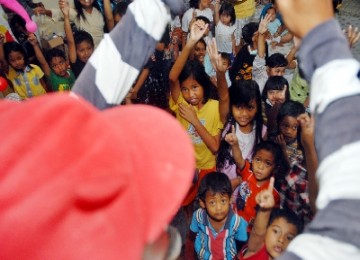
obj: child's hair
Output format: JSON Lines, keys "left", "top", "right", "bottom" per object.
{"left": 219, "top": 2, "right": 236, "bottom": 25}
{"left": 220, "top": 52, "right": 231, "bottom": 67}
{"left": 74, "top": 0, "right": 101, "bottom": 22}
{"left": 198, "top": 172, "right": 232, "bottom": 201}
{"left": 74, "top": 30, "right": 95, "bottom": 48}
{"left": 190, "top": 0, "right": 201, "bottom": 8}
{"left": 113, "top": 2, "right": 129, "bottom": 17}
{"left": 195, "top": 15, "right": 211, "bottom": 26}
{"left": 195, "top": 38, "right": 207, "bottom": 49}
{"left": 217, "top": 80, "right": 263, "bottom": 169}
{"left": 3, "top": 41, "right": 31, "bottom": 70}
{"left": 262, "top": 76, "right": 290, "bottom": 102}
{"left": 178, "top": 59, "right": 217, "bottom": 104}
{"left": 277, "top": 100, "right": 306, "bottom": 143}
{"left": 242, "top": 22, "right": 259, "bottom": 45}
{"left": 45, "top": 48, "right": 66, "bottom": 66}
{"left": 266, "top": 53, "right": 288, "bottom": 68}
{"left": 268, "top": 208, "right": 304, "bottom": 235}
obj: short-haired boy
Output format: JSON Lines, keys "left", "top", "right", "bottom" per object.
{"left": 28, "top": 34, "right": 75, "bottom": 92}
{"left": 238, "top": 177, "right": 303, "bottom": 259}
{"left": 190, "top": 172, "right": 248, "bottom": 260}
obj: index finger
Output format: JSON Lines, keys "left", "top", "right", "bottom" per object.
{"left": 268, "top": 177, "right": 274, "bottom": 193}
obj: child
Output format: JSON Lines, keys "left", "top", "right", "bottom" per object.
{"left": 238, "top": 177, "right": 303, "bottom": 259}
{"left": 214, "top": 0, "right": 236, "bottom": 60}
{"left": 252, "top": 14, "right": 291, "bottom": 93}
{"left": 0, "top": 34, "right": 47, "bottom": 100}
{"left": 261, "top": 75, "right": 290, "bottom": 127}
{"left": 169, "top": 20, "right": 222, "bottom": 207}
{"left": 60, "top": 0, "right": 94, "bottom": 78}
{"left": 28, "top": 34, "right": 75, "bottom": 92}
{"left": 229, "top": 22, "right": 259, "bottom": 82}
{"left": 181, "top": 0, "right": 213, "bottom": 48}
{"left": 73, "top": 0, "right": 105, "bottom": 48}
{"left": 190, "top": 172, "right": 248, "bottom": 259}
{"left": 226, "top": 131, "right": 287, "bottom": 229}
{"left": 274, "top": 101, "right": 315, "bottom": 225}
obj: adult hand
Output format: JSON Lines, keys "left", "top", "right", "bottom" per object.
{"left": 276, "top": 0, "right": 333, "bottom": 38}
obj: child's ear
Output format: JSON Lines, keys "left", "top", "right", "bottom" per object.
{"left": 199, "top": 199, "right": 206, "bottom": 209}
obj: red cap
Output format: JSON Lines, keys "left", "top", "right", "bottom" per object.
{"left": 0, "top": 93, "right": 194, "bottom": 259}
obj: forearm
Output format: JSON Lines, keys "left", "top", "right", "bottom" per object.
{"left": 104, "top": 0, "right": 115, "bottom": 31}
{"left": 247, "top": 208, "right": 272, "bottom": 253}
{"left": 33, "top": 44, "right": 50, "bottom": 77}
{"left": 303, "top": 141, "right": 318, "bottom": 213}
{"left": 258, "top": 33, "right": 266, "bottom": 58}
{"left": 216, "top": 71, "right": 230, "bottom": 124}
{"left": 231, "top": 144, "right": 245, "bottom": 169}
{"left": 192, "top": 120, "right": 220, "bottom": 154}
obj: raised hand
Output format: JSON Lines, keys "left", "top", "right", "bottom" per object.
{"left": 207, "top": 38, "right": 227, "bottom": 73}
{"left": 345, "top": 25, "right": 360, "bottom": 48}
{"left": 298, "top": 113, "right": 314, "bottom": 147}
{"left": 225, "top": 125, "right": 238, "bottom": 147}
{"left": 59, "top": 0, "right": 70, "bottom": 17}
{"left": 27, "top": 33, "right": 38, "bottom": 46}
{"left": 255, "top": 177, "right": 275, "bottom": 209}
{"left": 259, "top": 13, "right": 271, "bottom": 35}
{"left": 189, "top": 20, "right": 208, "bottom": 43}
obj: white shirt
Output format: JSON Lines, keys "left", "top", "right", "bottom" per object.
{"left": 215, "top": 21, "right": 236, "bottom": 54}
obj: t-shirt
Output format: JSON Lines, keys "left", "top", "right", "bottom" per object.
{"left": 190, "top": 208, "right": 248, "bottom": 260}
{"left": 233, "top": 0, "right": 255, "bottom": 19}
{"left": 169, "top": 95, "right": 223, "bottom": 170}
{"left": 74, "top": 7, "right": 105, "bottom": 48}
{"left": 215, "top": 21, "right": 236, "bottom": 54}
{"left": 70, "top": 59, "right": 86, "bottom": 79}
{"left": 233, "top": 161, "right": 280, "bottom": 229}
{"left": 49, "top": 70, "right": 76, "bottom": 92}
{"left": 238, "top": 244, "right": 268, "bottom": 260}
{"left": 6, "top": 65, "right": 46, "bottom": 99}
{"left": 229, "top": 44, "right": 256, "bottom": 82}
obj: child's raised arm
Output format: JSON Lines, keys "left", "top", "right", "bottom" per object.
{"left": 59, "top": 0, "right": 76, "bottom": 64}
{"left": 28, "top": 34, "right": 51, "bottom": 78}
{"left": 0, "top": 33, "right": 9, "bottom": 74}
{"left": 104, "top": 0, "right": 115, "bottom": 31}
{"left": 207, "top": 38, "right": 229, "bottom": 124}
{"left": 169, "top": 20, "right": 208, "bottom": 103}
{"left": 258, "top": 14, "right": 271, "bottom": 59}
{"left": 298, "top": 113, "right": 318, "bottom": 213}
{"left": 214, "top": 0, "right": 220, "bottom": 25}
{"left": 245, "top": 177, "right": 275, "bottom": 257}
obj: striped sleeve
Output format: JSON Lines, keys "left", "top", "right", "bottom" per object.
{"left": 297, "top": 19, "right": 360, "bottom": 210}
{"left": 72, "top": 0, "right": 185, "bottom": 110}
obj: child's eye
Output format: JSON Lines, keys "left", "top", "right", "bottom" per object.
{"left": 192, "top": 85, "right": 198, "bottom": 90}
{"left": 254, "top": 157, "right": 261, "bottom": 163}
{"left": 181, "top": 88, "right": 188, "bottom": 92}
{"left": 287, "top": 235, "right": 295, "bottom": 241}
{"left": 292, "top": 126, "right": 298, "bottom": 130}
{"left": 265, "top": 161, "right": 273, "bottom": 167}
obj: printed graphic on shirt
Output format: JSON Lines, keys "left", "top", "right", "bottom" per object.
{"left": 188, "top": 119, "right": 205, "bottom": 144}
{"left": 236, "top": 181, "right": 251, "bottom": 210}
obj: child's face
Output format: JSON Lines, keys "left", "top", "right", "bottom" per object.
{"left": 8, "top": 51, "right": 25, "bottom": 71}
{"left": 221, "top": 57, "right": 230, "bottom": 70}
{"left": 76, "top": 41, "right": 94, "bottom": 63}
{"left": 268, "top": 66, "right": 286, "bottom": 77}
{"left": 193, "top": 41, "right": 206, "bottom": 63}
{"left": 220, "top": 14, "right": 231, "bottom": 26}
{"left": 252, "top": 149, "right": 275, "bottom": 184}
{"left": 199, "top": 0, "right": 211, "bottom": 9}
{"left": 267, "top": 87, "right": 286, "bottom": 105}
{"left": 114, "top": 14, "right": 122, "bottom": 25}
{"left": 266, "top": 8, "right": 277, "bottom": 22}
{"left": 265, "top": 217, "right": 298, "bottom": 258}
{"left": 180, "top": 77, "right": 204, "bottom": 106}
{"left": 231, "top": 99, "right": 258, "bottom": 128}
{"left": 201, "top": 191, "right": 231, "bottom": 223}
{"left": 279, "top": 116, "right": 299, "bottom": 144}
{"left": 50, "top": 56, "right": 68, "bottom": 77}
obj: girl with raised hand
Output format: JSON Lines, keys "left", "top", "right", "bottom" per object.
{"left": 169, "top": 20, "right": 222, "bottom": 208}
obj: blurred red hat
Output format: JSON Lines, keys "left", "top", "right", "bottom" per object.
{"left": 0, "top": 93, "right": 195, "bottom": 259}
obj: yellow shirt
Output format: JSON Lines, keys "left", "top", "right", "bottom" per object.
{"left": 234, "top": 0, "right": 256, "bottom": 19}
{"left": 6, "top": 65, "right": 46, "bottom": 99}
{"left": 170, "top": 94, "right": 223, "bottom": 170}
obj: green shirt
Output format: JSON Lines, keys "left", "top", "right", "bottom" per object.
{"left": 49, "top": 69, "right": 76, "bottom": 92}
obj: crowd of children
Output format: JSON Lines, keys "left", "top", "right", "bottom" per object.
{"left": 0, "top": 0, "right": 359, "bottom": 259}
